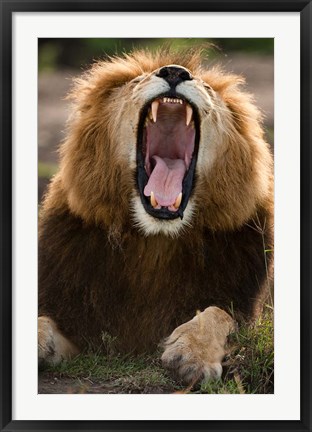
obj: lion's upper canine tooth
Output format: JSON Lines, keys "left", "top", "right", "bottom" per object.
{"left": 186, "top": 104, "right": 193, "bottom": 126}
{"left": 150, "top": 191, "right": 158, "bottom": 208}
{"left": 151, "top": 100, "right": 159, "bottom": 123}
{"left": 173, "top": 192, "right": 182, "bottom": 209}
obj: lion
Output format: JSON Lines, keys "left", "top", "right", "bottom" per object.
{"left": 38, "top": 48, "right": 273, "bottom": 386}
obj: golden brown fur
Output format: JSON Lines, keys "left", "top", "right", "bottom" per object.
{"left": 38, "top": 48, "right": 273, "bottom": 382}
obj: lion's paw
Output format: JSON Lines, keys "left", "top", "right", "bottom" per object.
{"left": 162, "top": 344, "right": 223, "bottom": 385}
{"left": 38, "top": 316, "right": 79, "bottom": 367}
{"left": 161, "top": 306, "right": 235, "bottom": 386}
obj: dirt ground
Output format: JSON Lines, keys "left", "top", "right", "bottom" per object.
{"left": 38, "top": 53, "right": 274, "bottom": 394}
{"left": 38, "top": 372, "right": 175, "bottom": 394}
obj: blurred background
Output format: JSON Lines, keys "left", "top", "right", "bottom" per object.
{"left": 38, "top": 38, "right": 274, "bottom": 202}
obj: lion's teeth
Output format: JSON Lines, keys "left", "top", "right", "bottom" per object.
{"left": 148, "top": 110, "right": 153, "bottom": 121}
{"left": 150, "top": 191, "right": 158, "bottom": 208}
{"left": 173, "top": 192, "right": 182, "bottom": 209}
{"left": 161, "top": 97, "right": 184, "bottom": 104}
{"left": 151, "top": 100, "right": 159, "bottom": 123}
{"left": 186, "top": 104, "right": 193, "bottom": 126}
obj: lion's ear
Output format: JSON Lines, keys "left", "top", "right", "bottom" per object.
{"left": 65, "top": 68, "right": 124, "bottom": 115}
{"left": 202, "top": 68, "right": 264, "bottom": 140}
{"left": 201, "top": 66, "right": 245, "bottom": 93}
{"left": 224, "top": 91, "right": 265, "bottom": 143}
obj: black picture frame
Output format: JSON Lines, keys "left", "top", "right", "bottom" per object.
{"left": 1, "top": 1, "right": 311, "bottom": 431}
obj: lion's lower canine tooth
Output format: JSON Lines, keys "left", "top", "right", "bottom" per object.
{"left": 150, "top": 191, "right": 158, "bottom": 208}
{"left": 173, "top": 192, "right": 182, "bottom": 209}
{"left": 151, "top": 100, "right": 159, "bottom": 123}
{"left": 186, "top": 104, "right": 193, "bottom": 126}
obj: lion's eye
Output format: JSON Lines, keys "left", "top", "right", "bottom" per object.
{"left": 131, "top": 75, "right": 146, "bottom": 84}
{"left": 203, "top": 83, "right": 212, "bottom": 90}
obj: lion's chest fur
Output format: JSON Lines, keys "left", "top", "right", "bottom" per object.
{"left": 39, "top": 208, "right": 270, "bottom": 353}
{"left": 86, "top": 232, "right": 210, "bottom": 352}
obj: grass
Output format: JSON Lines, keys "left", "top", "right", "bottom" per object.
{"left": 265, "top": 127, "right": 274, "bottom": 148}
{"left": 43, "top": 352, "right": 181, "bottom": 394}
{"left": 201, "top": 307, "right": 274, "bottom": 394}
{"left": 39, "top": 38, "right": 274, "bottom": 72}
{"left": 38, "top": 161, "right": 59, "bottom": 179}
{"left": 41, "top": 307, "right": 273, "bottom": 394}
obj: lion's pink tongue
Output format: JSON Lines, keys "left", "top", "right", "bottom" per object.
{"left": 144, "top": 156, "right": 186, "bottom": 207}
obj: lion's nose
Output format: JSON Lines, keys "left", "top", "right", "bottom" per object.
{"left": 156, "top": 66, "right": 193, "bottom": 88}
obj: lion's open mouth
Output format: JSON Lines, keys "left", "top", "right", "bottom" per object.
{"left": 137, "top": 95, "right": 199, "bottom": 220}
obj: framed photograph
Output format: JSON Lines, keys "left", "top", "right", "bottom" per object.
{"left": 1, "top": 1, "right": 311, "bottom": 431}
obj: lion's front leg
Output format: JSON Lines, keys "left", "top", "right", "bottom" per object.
{"left": 161, "top": 306, "right": 235, "bottom": 386}
{"left": 38, "top": 316, "right": 80, "bottom": 366}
